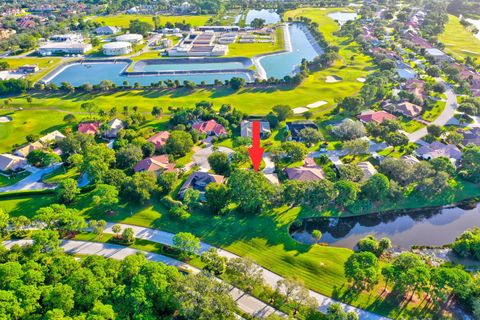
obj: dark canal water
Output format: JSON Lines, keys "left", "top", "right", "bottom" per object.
{"left": 290, "top": 202, "right": 480, "bottom": 249}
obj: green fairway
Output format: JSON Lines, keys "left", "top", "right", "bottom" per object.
{"left": 89, "top": 14, "right": 211, "bottom": 28}
{"left": 0, "top": 109, "right": 87, "bottom": 153}
{"left": 439, "top": 14, "right": 480, "bottom": 60}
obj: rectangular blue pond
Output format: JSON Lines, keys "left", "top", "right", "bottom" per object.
{"left": 45, "top": 62, "right": 252, "bottom": 86}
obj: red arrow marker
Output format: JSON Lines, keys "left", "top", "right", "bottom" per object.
{"left": 248, "top": 120, "right": 264, "bottom": 172}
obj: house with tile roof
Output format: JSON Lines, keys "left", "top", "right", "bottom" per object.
{"left": 134, "top": 155, "right": 176, "bottom": 173}
{"left": 104, "top": 119, "right": 125, "bottom": 138}
{"left": 14, "top": 141, "right": 44, "bottom": 157}
{"left": 78, "top": 122, "right": 101, "bottom": 135}
{"left": 240, "top": 120, "right": 271, "bottom": 139}
{"left": 192, "top": 119, "right": 227, "bottom": 137}
{"left": 147, "top": 131, "right": 170, "bottom": 150}
{"left": 357, "top": 161, "right": 378, "bottom": 181}
{"left": 396, "top": 101, "right": 423, "bottom": 118}
{"left": 286, "top": 121, "right": 319, "bottom": 141}
{"left": 358, "top": 110, "right": 396, "bottom": 124}
{"left": 284, "top": 158, "right": 325, "bottom": 182}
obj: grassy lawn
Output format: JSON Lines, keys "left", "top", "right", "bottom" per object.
{"left": 89, "top": 14, "right": 211, "bottom": 28}
{"left": 0, "top": 57, "right": 65, "bottom": 82}
{"left": 41, "top": 166, "right": 79, "bottom": 184}
{"left": 399, "top": 117, "right": 425, "bottom": 133}
{"left": 439, "top": 14, "right": 480, "bottom": 60}
{"left": 226, "top": 26, "right": 285, "bottom": 58}
{"left": 0, "top": 109, "right": 87, "bottom": 153}
{"left": 422, "top": 100, "right": 446, "bottom": 122}
{"left": 0, "top": 171, "right": 30, "bottom": 187}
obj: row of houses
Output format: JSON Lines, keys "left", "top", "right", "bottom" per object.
{"left": 0, "top": 130, "right": 65, "bottom": 172}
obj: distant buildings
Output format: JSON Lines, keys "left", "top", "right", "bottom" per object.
{"left": 286, "top": 121, "right": 318, "bottom": 141}
{"left": 116, "top": 34, "right": 143, "bottom": 43}
{"left": 425, "top": 48, "right": 453, "bottom": 64}
{"left": 17, "top": 65, "right": 39, "bottom": 74}
{"left": 95, "top": 26, "right": 121, "bottom": 35}
{"left": 193, "top": 119, "right": 227, "bottom": 136}
{"left": 168, "top": 31, "right": 228, "bottom": 57}
{"left": 102, "top": 42, "right": 132, "bottom": 56}
{"left": 39, "top": 42, "right": 92, "bottom": 55}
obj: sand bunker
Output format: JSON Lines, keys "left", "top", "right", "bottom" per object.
{"left": 356, "top": 77, "right": 366, "bottom": 83}
{"left": 325, "top": 75, "right": 343, "bottom": 83}
{"left": 306, "top": 100, "right": 327, "bottom": 109}
{"left": 293, "top": 107, "right": 309, "bottom": 114}
{"left": 0, "top": 116, "right": 12, "bottom": 123}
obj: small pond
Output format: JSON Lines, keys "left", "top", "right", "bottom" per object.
{"left": 290, "top": 202, "right": 480, "bottom": 249}
{"left": 236, "top": 9, "right": 281, "bottom": 25}
{"left": 258, "top": 23, "right": 322, "bottom": 79}
{"left": 44, "top": 62, "right": 252, "bottom": 86}
{"left": 328, "top": 12, "right": 358, "bottom": 25}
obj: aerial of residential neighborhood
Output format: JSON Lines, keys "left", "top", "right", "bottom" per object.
{"left": 0, "top": 0, "right": 479, "bottom": 319}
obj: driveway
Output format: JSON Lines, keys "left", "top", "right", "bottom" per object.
{"left": 0, "top": 163, "right": 61, "bottom": 193}
{"left": 104, "top": 223, "right": 390, "bottom": 320}
{"left": 4, "top": 239, "right": 285, "bottom": 319}
{"left": 191, "top": 146, "right": 234, "bottom": 171}
{"left": 408, "top": 80, "right": 458, "bottom": 143}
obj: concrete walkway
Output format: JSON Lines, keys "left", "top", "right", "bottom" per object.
{"left": 0, "top": 163, "right": 61, "bottom": 193}
{"left": 104, "top": 223, "right": 390, "bottom": 320}
{"left": 3, "top": 239, "right": 285, "bottom": 319}
{"left": 408, "top": 80, "right": 458, "bottom": 143}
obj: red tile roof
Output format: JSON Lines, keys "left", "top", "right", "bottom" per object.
{"left": 192, "top": 119, "right": 227, "bottom": 136}
{"left": 147, "top": 131, "right": 170, "bottom": 150}
{"left": 78, "top": 122, "right": 100, "bottom": 135}
{"left": 358, "top": 111, "right": 396, "bottom": 124}
{"left": 134, "top": 155, "right": 176, "bottom": 172}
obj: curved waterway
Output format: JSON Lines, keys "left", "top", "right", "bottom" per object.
{"left": 258, "top": 23, "right": 322, "bottom": 79}
{"left": 290, "top": 202, "right": 480, "bottom": 249}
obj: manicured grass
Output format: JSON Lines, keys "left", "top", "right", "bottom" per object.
{"left": 42, "top": 166, "right": 79, "bottom": 184}
{"left": 0, "top": 171, "right": 30, "bottom": 187}
{"left": 422, "top": 100, "right": 446, "bottom": 122}
{"left": 0, "top": 57, "right": 65, "bottom": 82}
{"left": 89, "top": 14, "right": 211, "bottom": 28}
{"left": 439, "top": 15, "right": 480, "bottom": 60}
{"left": 0, "top": 109, "right": 86, "bottom": 153}
{"left": 226, "top": 26, "right": 285, "bottom": 58}
{"left": 399, "top": 117, "right": 425, "bottom": 133}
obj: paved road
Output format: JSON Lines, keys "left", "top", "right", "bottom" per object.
{"left": 0, "top": 163, "right": 61, "bottom": 193}
{"left": 3, "top": 239, "right": 285, "bottom": 319}
{"left": 408, "top": 80, "right": 458, "bottom": 143}
{"left": 104, "top": 223, "right": 390, "bottom": 320}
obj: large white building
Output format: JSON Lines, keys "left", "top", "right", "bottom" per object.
{"left": 95, "top": 26, "right": 121, "bottom": 35}
{"left": 116, "top": 33, "right": 143, "bottom": 43}
{"left": 38, "top": 42, "right": 92, "bottom": 55}
{"left": 102, "top": 41, "right": 132, "bottom": 56}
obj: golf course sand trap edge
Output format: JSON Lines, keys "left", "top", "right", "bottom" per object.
{"left": 356, "top": 77, "right": 366, "bottom": 83}
{"left": 293, "top": 107, "right": 309, "bottom": 114}
{"left": 306, "top": 100, "right": 327, "bottom": 109}
{"left": 325, "top": 75, "right": 343, "bottom": 83}
{"left": 0, "top": 116, "right": 12, "bottom": 123}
